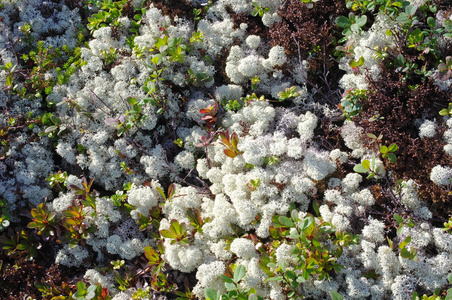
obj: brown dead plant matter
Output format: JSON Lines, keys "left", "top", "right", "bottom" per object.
{"left": 269, "top": 0, "right": 346, "bottom": 63}
{"left": 356, "top": 71, "right": 452, "bottom": 214}
{"left": 269, "top": 0, "right": 347, "bottom": 102}
{"left": 225, "top": 5, "right": 270, "bottom": 38}
{"left": 147, "top": 0, "right": 194, "bottom": 22}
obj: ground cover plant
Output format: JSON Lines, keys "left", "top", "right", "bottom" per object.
{"left": 1, "top": 0, "right": 452, "bottom": 299}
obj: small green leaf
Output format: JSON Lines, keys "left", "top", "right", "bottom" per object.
{"left": 380, "top": 145, "right": 388, "bottom": 154}
{"left": 400, "top": 247, "right": 413, "bottom": 258}
{"left": 220, "top": 274, "right": 233, "bottom": 283}
{"left": 394, "top": 214, "right": 404, "bottom": 224}
{"left": 330, "top": 291, "right": 343, "bottom": 300}
{"left": 399, "top": 236, "right": 411, "bottom": 249}
{"left": 440, "top": 108, "right": 450, "bottom": 116}
{"left": 77, "top": 281, "right": 86, "bottom": 291}
{"left": 233, "top": 265, "right": 246, "bottom": 283}
{"left": 362, "top": 159, "right": 370, "bottom": 170}
{"left": 159, "top": 229, "right": 177, "bottom": 239}
{"left": 285, "top": 270, "right": 296, "bottom": 280}
{"left": 205, "top": 288, "right": 220, "bottom": 300}
{"left": 300, "top": 216, "right": 314, "bottom": 231}
{"left": 279, "top": 216, "right": 295, "bottom": 228}
{"left": 388, "top": 143, "right": 398, "bottom": 152}
{"left": 265, "top": 275, "right": 284, "bottom": 282}
{"left": 356, "top": 15, "right": 367, "bottom": 27}
{"left": 248, "top": 294, "right": 258, "bottom": 300}
{"left": 290, "top": 209, "right": 299, "bottom": 222}
{"left": 45, "top": 125, "right": 58, "bottom": 133}
{"left": 397, "top": 225, "right": 404, "bottom": 237}
{"left": 225, "top": 282, "right": 236, "bottom": 291}
{"left": 427, "top": 16, "right": 435, "bottom": 28}
{"left": 353, "top": 164, "right": 368, "bottom": 173}
{"left": 336, "top": 15, "right": 352, "bottom": 28}
{"left": 387, "top": 153, "right": 397, "bottom": 163}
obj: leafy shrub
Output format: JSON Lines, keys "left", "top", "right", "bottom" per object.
{"left": 205, "top": 265, "right": 264, "bottom": 300}
{"left": 259, "top": 209, "right": 359, "bottom": 299}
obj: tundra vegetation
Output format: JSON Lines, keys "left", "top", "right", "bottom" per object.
{"left": 1, "top": 0, "right": 452, "bottom": 299}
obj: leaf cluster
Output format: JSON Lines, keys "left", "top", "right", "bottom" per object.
{"left": 205, "top": 265, "right": 264, "bottom": 300}
{"left": 159, "top": 219, "right": 190, "bottom": 245}
{"left": 218, "top": 130, "right": 243, "bottom": 158}
{"left": 87, "top": 0, "right": 127, "bottom": 33}
{"left": 257, "top": 209, "right": 358, "bottom": 299}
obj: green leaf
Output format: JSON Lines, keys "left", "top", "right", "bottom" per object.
{"left": 285, "top": 270, "right": 296, "bottom": 280}
{"left": 397, "top": 225, "right": 404, "bottom": 237}
{"left": 387, "top": 153, "right": 397, "bottom": 163}
{"left": 45, "top": 125, "right": 58, "bottom": 134}
{"left": 336, "top": 15, "right": 352, "bottom": 28}
{"left": 159, "top": 229, "right": 177, "bottom": 239}
{"left": 353, "top": 164, "right": 368, "bottom": 173}
{"left": 151, "top": 55, "right": 162, "bottom": 65}
{"left": 225, "top": 282, "right": 236, "bottom": 291}
{"left": 265, "top": 275, "right": 284, "bottom": 282}
{"left": 351, "top": 23, "right": 360, "bottom": 33}
{"left": 446, "top": 289, "right": 452, "bottom": 300}
{"left": 362, "top": 159, "right": 370, "bottom": 170}
{"left": 233, "top": 265, "right": 246, "bottom": 283}
{"left": 396, "top": 14, "right": 410, "bottom": 24}
{"left": 427, "top": 16, "right": 435, "bottom": 28}
{"left": 394, "top": 214, "right": 404, "bottom": 224}
{"left": 330, "top": 291, "right": 343, "bottom": 300}
{"left": 379, "top": 145, "right": 388, "bottom": 154}
{"left": 248, "top": 294, "right": 258, "bottom": 300}
{"left": 205, "top": 288, "right": 220, "bottom": 300}
{"left": 220, "top": 274, "right": 233, "bottom": 284}
{"left": 400, "top": 247, "right": 412, "bottom": 258}
{"left": 77, "top": 281, "right": 86, "bottom": 291}
{"left": 440, "top": 108, "right": 450, "bottom": 116}
{"left": 300, "top": 216, "right": 314, "bottom": 231}
{"left": 86, "top": 290, "right": 96, "bottom": 300}
{"left": 399, "top": 236, "right": 411, "bottom": 249}
{"left": 279, "top": 216, "right": 295, "bottom": 228}
{"left": 356, "top": 15, "right": 367, "bottom": 27}
{"left": 290, "top": 209, "right": 299, "bottom": 222}
{"left": 388, "top": 143, "right": 398, "bottom": 152}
